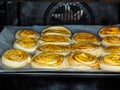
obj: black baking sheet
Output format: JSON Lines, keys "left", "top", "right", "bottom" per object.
{"left": 0, "top": 25, "right": 120, "bottom": 76}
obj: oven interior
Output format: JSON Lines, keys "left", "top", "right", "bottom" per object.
{"left": 0, "top": 1, "right": 120, "bottom": 90}
{"left": 0, "top": 1, "right": 120, "bottom": 26}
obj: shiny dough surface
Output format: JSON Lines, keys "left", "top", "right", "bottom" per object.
{"left": 37, "top": 44, "right": 69, "bottom": 52}
{"left": 16, "top": 37, "right": 37, "bottom": 48}
{"left": 68, "top": 52, "right": 99, "bottom": 69}
{"left": 71, "top": 42, "right": 99, "bottom": 50}
{"left": 2, "top": 49, "right": 29, "bottom": 62}
{"left": 99, "top": 26, "right": 120, "bottom": 35}
{"left": 42, "top": 26, "right": 71, "bottom": 35}
{"left": 41, "top": 35, "right": 70, "bottom": 42}
{"left": 103, "top": 36, "right": 120, "bottom": 44}
{"left": 102, "top": 54, "right": 120, "bottom": 66}
{"left": 32, "top": 53, "right": 64, "bottom": 66}
{"left": 104, "top": 46, "right": 120, "bottom": 53}
{"left": 72, "top": 32, "right": 99, "bottom": 42}
{"left": 17, "top": 29, "right": 39, "bottom": 38}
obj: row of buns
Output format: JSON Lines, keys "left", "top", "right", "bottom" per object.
{"left": 1, "top": 25, "right": 120, "bottom": 72}
{"left": 2, "top": 48, "right": 120, "bottom": 72}
{"left": 98, "top": 26, "right": 120, "bottom": 71}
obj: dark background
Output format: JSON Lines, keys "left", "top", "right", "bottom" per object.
{"left": 0, "top": 1, "right": 120, "bottom": 26}
{"left": 0, "top": 75, "right": 120, "bottom": 90}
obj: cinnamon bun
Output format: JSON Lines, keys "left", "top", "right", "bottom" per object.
{"left": 68, "top": 52, "right": 99, "bottom": 70}
{"left": 39, "top": 35, "right": 71, "bottom": 45}
{"left": 101, "top": 36, "right": 120, "bottom": 46}
{"left": 36, "top": 44, "right": 70, "bottom": 56}
{"left": 30, "top": 52, "right": 66, "bottom": 69}
{"left": 100, "top": 54, "right": 120, "bottom": 72}
{"left": 101, "top": 46, "right": 120, "bottom": 56}
{"left": 99, "top": 26, "right": 120, "bottom": 38}
{"left": 15, "top": 29, "right": 40, "bottom": 39}
{"left": 71, "top": 42, "right": 102, "bottom": 57}
{"left": 13, "top": 37, "right": 38, "bottom": 53}
{"left": 72, "top": 32, "right": 100, "bottom": 44}
{"left": 2, "top": 49, "right": 31, "bottom": 69}
{"left": 41, "top": 26, "right": 71, "bottom": 37}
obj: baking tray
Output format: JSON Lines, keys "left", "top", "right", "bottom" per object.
{"left": 1, "top": 25, "right": 120, "bottom": 77}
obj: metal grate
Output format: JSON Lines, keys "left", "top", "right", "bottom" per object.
{"left": 1, "top": 2, "right": 119, "bottom": 25}
{"left": 44, "top": 2, "right": 95, "bottom": 25}
{"left": 52, "top": 3, "right": 83, "bottom": 21}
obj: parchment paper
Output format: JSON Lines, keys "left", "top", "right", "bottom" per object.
{"left": 0, "top": 25, "right": 119, "bottom": 72}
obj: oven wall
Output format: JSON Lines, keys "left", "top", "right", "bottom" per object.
{"left": 1, "top": 1, "right": 119, "bottom": 26}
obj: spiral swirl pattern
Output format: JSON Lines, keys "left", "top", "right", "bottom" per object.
{"left": 3, "top": 49, "right": 29, "bottom": 62}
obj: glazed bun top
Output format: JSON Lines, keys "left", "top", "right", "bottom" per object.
{"left": 104, "top": 46, "right": 120, "bottom": 53}
{"left": 71, "top": 42, "right": 100, "bottom": 51}
{"left": 40, "top": 35, "right": 71, "bottom": 42}
{"left": 2, "top": 49, "right": 29, "bottom": 62}
{"left": 32, "top": 52, "right": 64, "bottom": 67}
{"left": 41, "top": 26, "right": 71, "bottom": 37}
{"left": 72, "top": 32, "right": 99, "bottom": 44}
{"left": 15, "top": 37, "right": 38, "bottom": 49}
{"left": 99, "top": 26, "right": 120, "bottom": 38}
{"left": 101, "top": 54, "right": 120, "bottom": 66}
{"left": 68, "top": 52, "right": 99, "bottom": 69}
{"left": 15, "top": 29, "right": 40, "bottom": 39}
{"left": 102, "top": 36, "right": 120, "bottom": 46}
{"left": 70, "top": 52, "right": 98, "bottom": 63}
{"left": 37, "top": 44, "right": 69, "bottom": 52}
